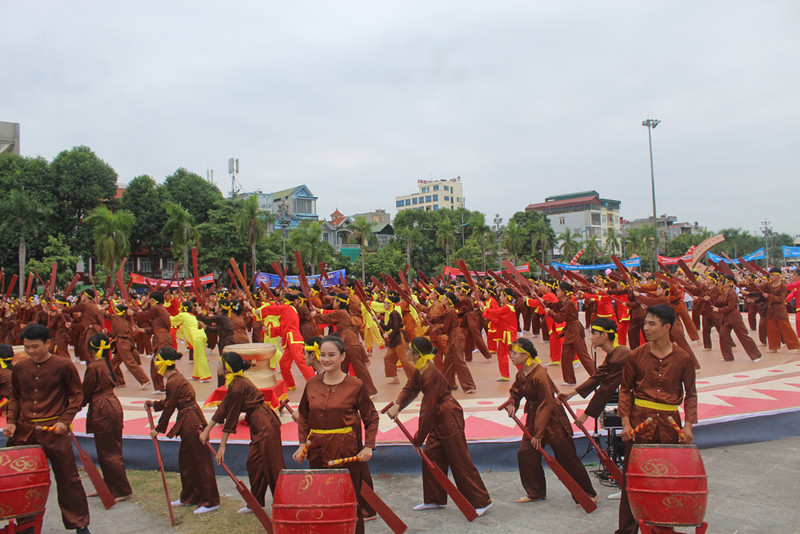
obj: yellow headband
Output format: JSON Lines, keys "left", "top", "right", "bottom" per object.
{"left": 154, "top": 353, "right": 176, "bottom": 375}
{"left": 304, "top": 342, "right": 321, "bottom": 360}
{"left": 511, "top": 344, "right": 542, "bottom": 367}
{"left": 336, "top": 295, "right": 349, "bottom": 304}
{"left": 223, "top": 357, "right": 245, "bottom": 386}
{"left": 591, "top": 325, "right": 619, "bottom": 348}
{"left": 414, "top": 352, "right": 435, "bottom": 370}
{"left": 0, "top": 357, "right": 10, "bottom": 370}
{"left": 89, "top": 339, "right": 112, "bottom": 359}
{"left": 55, "top": 299, "right": 69, "bottom": 305}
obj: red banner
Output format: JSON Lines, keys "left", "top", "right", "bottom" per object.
{"left": 443, "top": 263, "right": 530, "bottom": 277}
{"left": 129, "top": 272, "right": 215, "bottom": 288}
{"left": 657, "top": 253, "right": 693, "bottom": 265}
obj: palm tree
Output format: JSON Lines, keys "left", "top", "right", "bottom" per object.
{"left": 584, "top": 235, "right": 602, "bottom": 264}
{"left": 394, "top": 226, "right": 415, "bottom": 270}
{"left": 605, "top": 227, "right": 621, "bottom": 256}
{"left": 347, "top": 215, "right": 376, "bottom": 282}
{"left": 530, "top": 218, "right": 552, "bottom": 265}
{"left": 558, "top": 228, "right": 580, "bottom": 260}
{"left": 289, "top": 220, "right": 324, "bottom": 275}
{"left": 468, "top": 212, "right": 491, "bottom": 271}
{"left": 0, "top": 189, "right": 50, "bottom": 298}
{"left": 162, "top": 201, "right": 199, "bottom": 276}
{"left": 503, "top": 220, "right": 525, "bottom": 266}
{"left": 83, "top": 206, "right": 136, "bottom": 274}
{"left": 436, "top": 215, "right": 457, "bottom": 268}
{"left": 235, "top": 195, "right": 267, "bottom": 277}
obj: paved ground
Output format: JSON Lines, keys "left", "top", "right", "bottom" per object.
{"left": 38, "top": 435, "right": 800, "bottom": 533}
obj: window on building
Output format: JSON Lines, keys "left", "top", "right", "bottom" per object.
{"left": 444, "top": 195, "right": 449, "bottom": 201}
{"left": 138, "top": 257, "right": 152, "bottom": 272}
{"left": 559, "top": 217, "right": 565, "bottom": 225}
{"left": 607, "top": 213, "right": 614, "bottom": 224}
{"left": 405, "top": 199, "right": 410, "bottom": 206}
{"left": 443, "top": 185, "right": 449, "bottom": 192}
{"left": 433, "top": 205, "right": 439, "bottom": 211}
{"left": 426, "top": 195, "right": 432, "bottom": 202}
{"left": 396, "top": 200, "right": 404, "bottom": 208}
{"left": 433, "top": 194, "right": 438, "bottom": 201}
{"left": 294, "top": 198, "right": 315, "bottom": 214}
{"left": 412, "top": 197, "right": 418, "bottom": 205}
{"left": 591, "top": 212, "right": 601, "bottom": 226}
{"left": 433, "top": 185, "right": 439, "bottom": 191}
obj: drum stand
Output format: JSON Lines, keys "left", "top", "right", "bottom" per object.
{"left": 1, "top": 513, "right": 45, "bottom": 534}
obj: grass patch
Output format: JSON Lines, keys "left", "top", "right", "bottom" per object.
{"left": 126, "top": 470, "right": 265, "bottom": 533}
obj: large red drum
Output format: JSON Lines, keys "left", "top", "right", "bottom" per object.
{"left": 272, "top": 469, "right": 357, "bottom": 534}
{"left": 627, "top": 444, "right": 708, "bottom": 527}
{"left": 0, "top": 445, "right": 51, "bottom": 520}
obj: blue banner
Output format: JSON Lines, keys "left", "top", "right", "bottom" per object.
{"left": 254, "top": 268, "right": 347, "bottom": 289}
{"left": 550, "top": 258, "right": 641, "bottom": 271}
{"left": 782, "top": 246, "right": 800, "bottom": 258}
{"left": 707, "top": 248, "right": 765, "bottom": 264}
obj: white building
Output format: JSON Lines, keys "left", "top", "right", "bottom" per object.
{"left": 395, "top": 177, "right": 464, "bottom": 213}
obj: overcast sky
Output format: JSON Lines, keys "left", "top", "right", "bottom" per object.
{"left": 3, "top": 1, "right": 798, "bottom": 238}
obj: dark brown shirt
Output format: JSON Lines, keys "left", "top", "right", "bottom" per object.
{"left": 153, "top": 371, "right": 207, "bottom": 438}
{"left": 211, "top": 375, "right": 280, "bottom": 441}
{"left": 395, "top": 363, "right": 464, "bottom": 445}
{"left": 508, "top": 364, "right": 572, "bottom": 443}
{"left": 82, "top": 358, "right": 123, "bottom": 434}
{"left": 575, "top": 345, "right": 630, "bottom": 418}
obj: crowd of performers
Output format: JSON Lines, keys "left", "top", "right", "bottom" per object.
{"left": 0, "top": 262, "right": 798, "bottom": 533}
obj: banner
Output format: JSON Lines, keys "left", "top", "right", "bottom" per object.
{"left": 782, "top": 246, "right": 800, "bottom": 258}
{"left": 707, "top": 248, "right": 765, "bottom": 264}
{"left": 691, "top": 234, "right": 726, "bottom": 267}
{"left": 657, "top": 253, "right": 693, "bottom": 265}
{"left": 130, "top": 272, "right": 215, "bottom": 288}
{"left": 254, "top": 268, "right": 347, "bottom": 289}
{"left": 443, "top": 263, "right": 530, "bottom": 277}
{"left": 550, "top": 258, "right": 641, "bottom": 271}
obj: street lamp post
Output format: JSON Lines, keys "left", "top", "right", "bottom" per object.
{"left": 493, "top": 213, "right": 503, "bottom": 268}
{"left": 761, "top": 218, "right": 772, "bottom": 267}
{"left": 642, "top": 118, "right": 660, "bottom": 270}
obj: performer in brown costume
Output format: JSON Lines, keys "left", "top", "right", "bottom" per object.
{"left": 4, "top": 324, "right": 91, "bottom": 533}
{"left": 387, "top": 336, "right": 492, "bottom": 515}
{"left": 293, "top": 335, "right": 379, "bottom": 534}
{"left": 66, "top": 289, "right": 104, "bottom": 363}
{"left": 712, "top": 275, "right": 763, "bottom": 361}
{"left": 457, "top": 286, "right": 492, "bottom": 362}
{"left": 200, "top": 351, "right": 284, "bottom": 513}
{"left": 382, "top": 293, "right": 414, "bottom": 382}
{"left": 505, "top": 337, "right": 597, "bottom": 505}
{"left": 616, "top": 304, "right": 698, "bottom": 534}
{"left": 82, "top": 334, "right": 132, "bottom": 500}
{"left": 146, "top": 348, "right": 220, "bottom": 513}
{"left": 426, "top": 291, "right": 476, "bottom": 393}
{"left": 761, "top": 267, "right": 800, "bottom": 352}
{"left": 48, "top": 295, "right": 73, "bottom": 359}
{"left": 101, "top": 303, "right": 150, "bottom": 388}
{"left": 543, "top": 281, "right": 595, "bottom": 385}
{"left": 134, "top": 291, "right": 173, "bottom": 392}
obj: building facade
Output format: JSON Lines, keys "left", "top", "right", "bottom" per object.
{"left": 395, "top": 177, "right": 464, "bottom": 213}
{"left": 622, "top": 215, "right": 706, "bottom": 254}
{"left": 526, "top": 190, "right": 621, "bottom": 253}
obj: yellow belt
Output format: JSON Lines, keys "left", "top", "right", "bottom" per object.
{"left": 635, "top": 398, "right": 679, "bottom": 411}
{"left": 308, "top": 426, "right": 353, "bottom": 438}
{"left": 29, "top": 415, "right": 60, "bottom": 423}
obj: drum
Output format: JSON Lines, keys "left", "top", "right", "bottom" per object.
{"left": 223, "top": 343, "right": 277, "bottom": 388}
{"left": 627, "top": 444, "right": 708, "bottom": 527}
{"left": 272, "top": 469, "right": 357, "bottom": 534}
{"left": 0, "top": 445, "right": 51, "bottom": 520}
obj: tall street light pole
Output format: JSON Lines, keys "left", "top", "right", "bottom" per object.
{"left": 642, "top": 118, "right": 660, "bottom": 270}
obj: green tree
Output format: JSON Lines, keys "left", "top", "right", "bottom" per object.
{"left": 347, "top": 216, "right": 377, "bottom": 282}
{"left": 83, "top": 206, "right": 136, "bottom": 274}
{"left": 584, "top": 235, "right": 602, "bottom": 264}
{"left": 467, "top": 212, "right": 492, "bottom": 271}
{"left": 530, "top": 218, "right": 553, "bottom": 265}
{"left": 503, "top": 219, "right": 525, "bottom": 265}
{"left": 435, "top": 214, "right": 456, "bottom": 268}
{"left": 197, "top": 200, "right": 251, "bottom": 281}
{"left": 0, "top": 190, "right": 51, "bottom": 297}
{"left": 26, "top": 234, "right": 81, "bottom": 289}
{"left": 119, "top": 175, "right": 169, "bottom": 267}
{"left": 558, "top": 228, "right": 580, "bottom": 260}
{"left": 50, "top": 146, "right": 118, "bottom": 258}
{"left": 162, "top": 201, "right": 199, "bottom": 276}
{"left": 605, "top": 227, "right": 621, "bottom": 256}
{"left": 162, "top": 168, "right": 223, "bottom": 225}
{"left": 289, "top": 220, "right": 325, "bottom": 275}
{"left": 235, "top": 195, "right": 268, "bottom": 277}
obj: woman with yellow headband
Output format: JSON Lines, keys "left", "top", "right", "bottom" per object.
{"left": 505, "top": 337, "right": 597, "bottom": 505}
{"left": 99, "top": 302, "right": 150, "bottom": 390}
{"left": 49, "top": 294, "right": 73, "bottom": 360}
{"left": 560, "top": 318, "right": 631, "bottom": 428}
{"left": 81, "top": 333, "right": 132, "bottom": 502}
{"left": 424, "top": 290, "right": 476, "bottom": 393}
{"left": 386, "top": 336, "right": 492, "bottom": 516}
{"left": 302, "top": 336, "right": 324, "bottom": 374}
{"left": 170, "top": 301, "right": 212, "bottom": 383}
{"left": 293, "top": 335, "right": 379, "bottom": 534}
{"left": 200, "top": 352, "right": 284, "bottom": 515}
{"left": 542, "top": 281, "right": 595, "bottom": 386}
{"left": 146, "top": 348, "right": 220, "bottom": 514}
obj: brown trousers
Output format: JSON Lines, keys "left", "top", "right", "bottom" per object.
{"left": 517, "top": 433, "right": 596, "bottom": 501}
{"left": 463, "top": 313, "right": 492, "bottom": 362}
{"left": 112, "top": 337, "right": 149, "bottom": 386}
{"left": 720, "top": 315, "right": 762, "bottom": 361}
{"left": 560, "top": 338, "right": 595, "bottom": 384}
{"left": 384, "top": 341, "right": 414, "bottom": 379}
{"left": 247, "top": 432, "right": 285, "bottom": 506}
{"left": 444, "top": 330, "right": 475, "bottom": 391}
{"left": 421, "top": 432, "right": 491, "bottom": 509}
{"left": 94, "top": 429, "right": 132, "bottom": 498}
{"left": 701, "top": 315, "right": 722, "bottom": 349}
{"left": 177, "top": 428, "right": 220, "bottom": 507}
{"left": 766, "top": 319, "right": 800, "bottom": 350}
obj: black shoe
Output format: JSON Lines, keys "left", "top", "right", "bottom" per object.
{"left": 76, "top": 527, "right": 91, "bottom": 534}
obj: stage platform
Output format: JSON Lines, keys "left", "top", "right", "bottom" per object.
{"left": 3, "top": 319, "right": 800, "bottom": 476}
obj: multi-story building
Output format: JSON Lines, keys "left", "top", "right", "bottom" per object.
{"left": 395, "top": 177, "right": 464, "bottom": 213}
{"left": 525, "top": 190, "right": 621, "bottom": 253}
{"left": 239, "top": 185, "right": 318, "bottom": 230}
{"left": 622, "top": 215, "right": 706, "bottom": 254}
{"left": 322, "top": 209, "right": 394, "bottom": 252}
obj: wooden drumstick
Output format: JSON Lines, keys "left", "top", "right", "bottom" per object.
{"left": 629, "top": 417, "right": 653, "bottom": 440}
{"left": 35, "top": 425, "right": 58, "bottom": 432}
{"left": 327, "top": 455, "right": 361, "bottom": 466}
{"left": 667, "top": 416, "right": 686, "bottom": 441}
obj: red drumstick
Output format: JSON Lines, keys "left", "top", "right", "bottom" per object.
{"left": 35, "top": 425, "right": 57, "bottom": 432}
{"left": 667, "top": 416, "right": 686, "bottom": 441}
{"left": 327, "top": 455, "right": 361, "bottom": 466}
{"left": 629, "top": 417, "right": 653, "bottom": 440}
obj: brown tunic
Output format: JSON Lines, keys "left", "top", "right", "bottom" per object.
{"left": 575, "top": 345, "right": 630, "bottom": 419}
